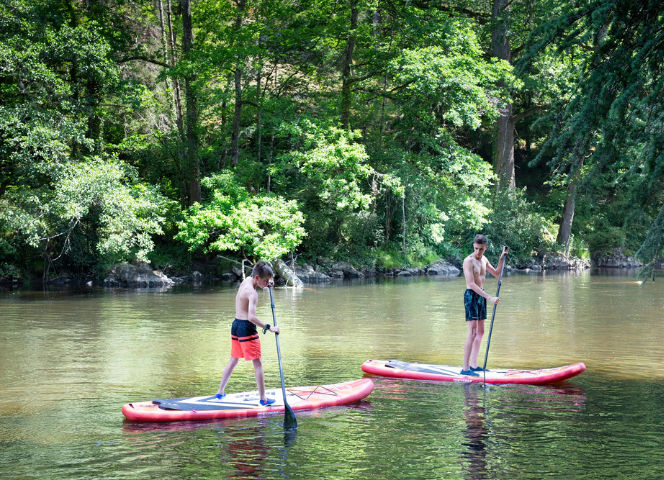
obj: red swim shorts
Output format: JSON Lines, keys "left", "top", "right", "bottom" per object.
{"left": 230, "top": 319, "right": 261, "bottom": 360}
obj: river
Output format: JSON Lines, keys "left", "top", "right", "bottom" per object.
{"left": 1, "top": 269, "right": 663, "bottom": 478}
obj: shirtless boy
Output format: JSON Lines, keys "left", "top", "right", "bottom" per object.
{"left": 215, "top": 261, "right": 280, "bottom": 405}
{"left": 461, "top": 235, "right": 508, "bottom": 377}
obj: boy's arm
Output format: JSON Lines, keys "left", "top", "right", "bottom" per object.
{"left": 247, "top": 290, "right": 279, "bottom": 333}
{"left": 486, "top": 249, "right": 508, "bottom": 279}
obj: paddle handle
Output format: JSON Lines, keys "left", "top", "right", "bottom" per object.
{"left": 269, "top": 287, "right": 288, "bottom": 397}
{"left": 269, "top": 286, "right": 297, "bottom": 429}
{"left": 482, "top": 247, "right": 508, "bottom": 380}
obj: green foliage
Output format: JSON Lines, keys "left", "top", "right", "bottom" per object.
{"left": 294, "top": 132, "right": 373, "bottom": 210}
{"left": 147, "top": 241, "right": 194, "bottom": 275}
{"left": 276, "top": 120, "right": 381, "bottom": 210}
{"left": 585, "top": 221, "right": 627, "bottom": 256}
{"left": 481, "top": 189, "right": 552, "bottom": 265}
{"left": 269, "top": 119, "right": 402, "bottom": 258}
{"left": 374, "top": 245, "right": 438, "bottom": 270}
{"left": 389, "top": 17, "right": 517, "bottom": 131}
{"left": 374, "top": 247, "right": 410, "bottom": 270}
{"left": 2, "top": 0, "right": 658, "bottom": 279}
{"left": 0, "top": 158, "right": 169, "bottom": 273}
{"left": 636, "top": 205, "right": 664, "bottom": 281}
{"left": 176, "top": 172, "right": 306, "bottom": 261}
{"left": 524, "top": 0, "right": 664, "bottom": 274}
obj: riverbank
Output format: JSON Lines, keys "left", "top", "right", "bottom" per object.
{"left": 1, "top": 247, "right": 643, "bottom": 288}
{"left": 0, "top": 248, "right": 641, "bottom": 288}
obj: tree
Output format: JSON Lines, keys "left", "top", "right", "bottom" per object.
{"left": 523, "top": 0, "right": 664, "bottom": 273}
{"left": 180, "top": 0, "right": 201, "bottom": 204}
{"left": 0, "top": 158, "right": 168, "bottom": 279}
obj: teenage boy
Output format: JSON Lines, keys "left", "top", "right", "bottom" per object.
{"left": 461, "top": 235, "right": 508, "bottom": 377}
{"left": 215, "top": 261, "right": 280, "bottom": 405}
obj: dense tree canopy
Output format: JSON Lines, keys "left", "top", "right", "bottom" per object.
{"left": 0, "top": 0, "right": 661, "bottom": 280}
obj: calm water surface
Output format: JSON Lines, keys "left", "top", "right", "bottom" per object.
{"left": 1, "top": 270, "right": 663, "bottom": 478}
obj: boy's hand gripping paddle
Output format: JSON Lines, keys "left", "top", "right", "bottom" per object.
{"left": 482, "top": 246, "right": 509, "bottom": 385}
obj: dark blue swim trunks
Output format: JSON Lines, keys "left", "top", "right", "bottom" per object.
{"left": 464, "top": 289, "right": 487, "bottom": 321}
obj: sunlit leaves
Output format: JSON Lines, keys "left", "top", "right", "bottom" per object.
{"left": 285, "top": 123, "right": 375, "bottom": 211}
{"left": 176, "top": 172, "right": 306, "bottom": 260}
{"left": 389, "top": 17, "right": 517, "bottom": 130}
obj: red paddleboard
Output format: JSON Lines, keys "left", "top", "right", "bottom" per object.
{"left": 362, "top": 359, "right": 585, "bottom": 385}
{"left": 122, "top": 378, "right": 374, "bottom": 422}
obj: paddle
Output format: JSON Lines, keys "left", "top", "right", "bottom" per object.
{"left": 482, "top": 246, "right": 509, "bottom": 385}
{"left": 268, "top": 286, "right": 298, "bottom": 430}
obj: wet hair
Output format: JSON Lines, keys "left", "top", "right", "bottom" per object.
{"left": 252, "top": 261, "right": 273, "bottom": 279}
{"left": 473, "top": 234, "right": 488, "bottom": 245}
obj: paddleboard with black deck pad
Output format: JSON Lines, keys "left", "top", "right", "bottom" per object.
{"left": 361, "top": 359, "right": 585, "bottom": 385}
{"left": 122, "top": 378, "right": 374, "bottom": 422}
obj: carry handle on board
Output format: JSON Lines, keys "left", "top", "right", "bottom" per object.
{"left": 482, "top": 245, "right": 509, "bottom": 384}
{"left": 269, "top": 286, "right": 298, "bottom": 430}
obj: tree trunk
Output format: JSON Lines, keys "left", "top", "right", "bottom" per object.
{"left": 231, "top": 67, "right": 243, "bottom": 165}
{"left": 86, "top": 78, "right": 102, "bottom": 151}
{"left": 492, "top": 0, "right": 515, "bottom": 190}
{"left": 85, "top": 0, "right": 102, "bottom": 151}
{"left": 401, "top": 191, "right": 406, "bottom": 251}
{"left": 272, "top": 258, "right": 304, "bottom": 287}
{"left": 256, "top": 65, "right": 262, "bottom": 164}
{"left": 385, "top": 195, "right": 391, "bottom": 245}
{"left": 340, "top": 0, "right": 358, "bottom": 129}
{"left": 220, "top": 76, "right": 231, "bottom": 169}
{"left": 267, "top": 130, "right": 274, "bottom": 193}
{"left": 495, "top": 110, "right": 515, "bottom": 189}
{"left": 181, "top": 0, "right": 200, "bottom": 205}
{"left": 267, "top": 69, "right": 277, "bottom": 193}
{"left": 379, "top": 36, "right": 393, "bottom": 148}
{"left": 157, "top": 0, "right": 177, "bottom": 122}
{"left": 167, "top": 0, "right": 184, "bottom": 137}
{"left": 231, "top": 0, "right": 246, "bottom": 166}
{"left": 557, "top": 159, "right": 584, "bottom": 256}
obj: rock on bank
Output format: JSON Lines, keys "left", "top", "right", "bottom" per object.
{"left": 104, "top": 262, "right": 174, "bottom": 288}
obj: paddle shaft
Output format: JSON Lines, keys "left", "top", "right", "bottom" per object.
{"left": 482, "top": 248, "right": 508, "bottom": 383}
{"left": 269, "top": 286, "right": 298, "bottom": 430}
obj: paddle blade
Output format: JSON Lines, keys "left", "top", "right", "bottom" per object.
{"left": 283, "top": 402, "right": 298, "bottom": 430}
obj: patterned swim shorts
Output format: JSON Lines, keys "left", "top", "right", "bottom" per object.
{"left": 464, "top": 289, "right": 487, "bottom": 321}
{"left": 230, "top": 319, "right": 261, "bottom": 360}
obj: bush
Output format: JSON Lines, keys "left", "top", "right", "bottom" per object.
{"left": 374, "top": 243, "right": 439, "bottom": 270}
{"left": 176, "top": 171, "right": 306, "bottom": 261}
{"left": 586, "top": 225, "right": 627, "bottom": 256}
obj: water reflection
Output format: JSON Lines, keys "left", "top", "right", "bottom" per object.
{"left": 503, "top": 383, "right": 586, "bottom": 412}
{"left": 460, "top": 385, "right": 488, "bottom": 478}
{"left": 458, "top": 382, "right": 587, "bottom": 479}
{"left": 122, "top": 416, "right": 299, "bottom": 478}
{"left": 221, "top": 426, "right": 270, "bottom": 478}
{"left": 276, "top": 430, "right": 298, "bottom": 478}
{"left": 589, "top": 268, "right": 642, "bottom": 277}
